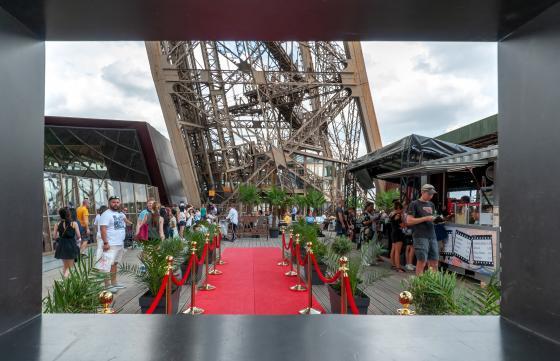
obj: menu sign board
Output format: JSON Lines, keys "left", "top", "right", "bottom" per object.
{"left": 439, "top": 225, "right": 498, "bottom": 276}
{"left": 453, "top": 230, "right": 472, "bottom": 263}
{"left": 471, "top": 235, "right": 494, "bottom": 266}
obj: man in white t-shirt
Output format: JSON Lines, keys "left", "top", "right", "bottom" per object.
{"left": 226, "top": 206, "right": 239, "bottom": 242}
{"left": 99, "top": 196, "right": 129, "bottom": 293}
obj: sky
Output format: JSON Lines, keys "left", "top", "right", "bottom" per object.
{"left": 45, "top": 41, "right": 497, "bottom": 146}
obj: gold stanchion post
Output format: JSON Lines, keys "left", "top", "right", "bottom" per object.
{"left": 397, "top": 291, "right": 416, "bottom": 315}
{"left": 339, "top": 256, "right": 348, "bottom": 314}
{"left": 285, "top": 232, "right": 297, "bottom": 276}
{"left": 290, "top": 234, "right": 306, "bottom": 292}
{"left": 97, "top": 291, "right": 115, "bottom": 314}
{"left": 165, "top": 255, "right": 174, "bottom": 315}
{"left": 217, "top": 232, "right": 227, "bottom": 265}
{"left": 299, "top": 242, "right": 321, "bottom": 314}
{"left": 199, "top": 233, "right": 216, "bottom": 291}
{"left": 183, "top": 241, "right": 204, "bottom": 314}
{"left": 209, "top": 235, "right": 223, "bottom": 275}
{"left": 277, "top": 227, "right": 289, "bottom": 266}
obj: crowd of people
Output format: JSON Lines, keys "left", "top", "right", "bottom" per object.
{"left": 331, "top": 184, "right": 447, "bottom": 276}
{"left": 53, "top": 183, "right": 446, "bottom": 291}
{"left": 52, "top": 195, "right": 223, "bottom": 292}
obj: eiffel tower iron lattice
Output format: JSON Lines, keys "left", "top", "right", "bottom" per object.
{"left": 147, "top": 41, "right": 382, "bottom": 206}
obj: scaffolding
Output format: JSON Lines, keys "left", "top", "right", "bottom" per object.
{"left": 147, "top": 41, "right": 382, "bottom": 207}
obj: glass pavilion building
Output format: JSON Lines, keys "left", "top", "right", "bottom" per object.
{"left": 42, "top": 116, "right": 187, "bottom": 252}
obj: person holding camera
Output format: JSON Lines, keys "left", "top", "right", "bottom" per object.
{"left": 406, "top": 184, "right": 440, "bottom": 275}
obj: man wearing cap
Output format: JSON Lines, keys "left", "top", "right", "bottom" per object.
{"left": 406, "top": 184, "right": 439, "bottom": 275}
{"left": 98, "top": 196, "right": 129, "bottom": 292}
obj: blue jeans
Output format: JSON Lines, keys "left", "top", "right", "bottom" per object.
{"left": 412, "top": 236, "right": 439, "bottom": 261}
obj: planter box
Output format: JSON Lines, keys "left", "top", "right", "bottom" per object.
{"left": 139, "top": 286, "right": 181, "bottom": 314}
{"left": 311, "top": 263, "right": 328, "bottom": 286}
{"left": 327, "top": 284, "right": 370, "bottom": 315}
{"left": 180, "top": 260, "right": 203, "bottom": 283}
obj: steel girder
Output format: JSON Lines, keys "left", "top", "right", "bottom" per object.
{"left": 147, "top": 41, "right": 381, "bottom": 207}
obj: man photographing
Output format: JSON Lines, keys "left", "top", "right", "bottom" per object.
{"left": 406, "top": 184, "right": 439, "bottom": 275}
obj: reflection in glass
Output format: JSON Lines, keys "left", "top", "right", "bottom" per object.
{"left": 120, "top": 182, "right": 136, "bottom": 215}
{"left": 134, "top": 183, "right": 147, "bottom": 213}
{"left": 61, "top": 175, "right": 77, "bottom": 207}
{"left": 93, "top": 179, "right": 108, "bottom": 210}
{"left": 77, "top": 177, "right": 93, "bottom": 210}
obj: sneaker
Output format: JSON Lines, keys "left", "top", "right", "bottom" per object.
{"left": 112, "top": 284, "right": 126, "bottom": 289}
{"left": 405, "top": 264, "right": 415, "bottom": 271}
{"left": 106, "top": 286, "right": 119, "bottom": 293}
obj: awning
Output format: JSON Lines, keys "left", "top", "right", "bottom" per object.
{"left": 377, "top": 145, "right": 498, "bottom": 180}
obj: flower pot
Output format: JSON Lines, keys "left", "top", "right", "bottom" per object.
{"left": 311, "top": 263, "right": 328, "bottom": 286}
{"left": 180, "top": 260, "right": 203, "bottom": 283}
{"left": 269, "top": 228, "right": 279, "bottom": 238}
{"left": 327, "top": 284, "right": 370, "bottom": 315}
{"left": 139, "top": 286, "right": 181, "bottom": 314}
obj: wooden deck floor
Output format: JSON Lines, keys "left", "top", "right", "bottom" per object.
{"left": 42, "top": 235, "right": 476, "bottom": 315}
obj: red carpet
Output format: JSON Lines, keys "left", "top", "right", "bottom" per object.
{"left": 195, "top": 248, "right": 324, "bottom": 315}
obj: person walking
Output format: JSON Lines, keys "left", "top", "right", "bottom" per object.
{"left": 170, "top": 208, "right": 179, "bottom": 238}
{"left": 98, "top": 196, "right": 129, "bottom": 292}
{"left": 94, "top": 205, "right": 108, "bottom": 244}
{"left": 226, "top": 205, "right": 239, "bottom": 242}
{"left": 53, "top": 207, "right": 81, "bottom": 277}
{"left": 406, "top": 184, "right": 439, "bottom": 275}
{"left": 335, "top": 199, "right": 347, "bottom": 236}
{"left": 389, "top": 201, "right": 406, "bottom": 272}
{"left": 177, "top": 202, "right": 187, "bottom": 238}
{"left": 76, "top": 198, "right": 91, "bottom": 255}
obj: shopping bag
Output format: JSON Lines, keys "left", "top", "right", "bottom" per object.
{"left": 96, "top": 251, "right": 112, "bottom": 273}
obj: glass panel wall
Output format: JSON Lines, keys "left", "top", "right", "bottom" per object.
{"left": 42, "top": 173, "right": 158, "bottom": 253}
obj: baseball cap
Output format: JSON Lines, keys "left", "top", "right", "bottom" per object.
{"left": 421, "top": 184, "right": 437, "bottom": 195}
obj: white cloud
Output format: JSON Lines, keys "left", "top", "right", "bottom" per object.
{"left": 45, "top": 41, "right": 498, "bottom": 147}
{"left": 361, "top": 41, "right": 497, "bottom": 145}
{"left": 45, "top": 41, "right": 168, "bottom": 136}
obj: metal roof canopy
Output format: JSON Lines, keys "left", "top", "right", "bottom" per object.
{"left": 377, "top": 145, "right": 498, "bottom": 181}
{"left": 347, "top": 134, "right": 473, "bottom": 189}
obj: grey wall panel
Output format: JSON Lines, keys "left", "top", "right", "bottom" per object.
{"left": 498, "top": 2, "right": 560, "bottom": 343}
{"left": 0, "top": 7, "right": 44, "bottom": 334}
{"left": 146, "top": 125, "right": 187, "bottom": 205}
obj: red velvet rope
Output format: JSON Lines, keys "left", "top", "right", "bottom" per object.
{"left": 344, "top": 276, "right": 360, "bottom": 315}
{"left": 171, "top": 254, "right": 194, "bottom": 286}
{"left": 310, "top": 254, "right": 341, "bottom": 283}
{"left": 296, "top": 243, "right": 307, "bottom": 266}
{"left": 215, "top": 235, "right": 220, "bottom": 249}
{"left": 146, "top": 274, "right": 169, "bottom": 314}
{"left": 209, "top": 239, "right": 215, "bottom": 251}
{"left": 283, "top": 235, "right": 293, "bottom": 251}
{"left": 197, "top": 244, "right": 208, "bottom": 265}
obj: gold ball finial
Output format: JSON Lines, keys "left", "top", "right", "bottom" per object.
{"left": 191, "top": 241, "right": 197, "bottom": 255}
{"left": 397, "top": 291, "right": 415, "bottom": 316}
{"left": 399, "top": 291, "right": 413, "bottom": 305}
{"left": 166, "top": 255, "right": 174, "bottom": 263}
{"left": 97, "top": 291, "right": 114, "bottom": 314}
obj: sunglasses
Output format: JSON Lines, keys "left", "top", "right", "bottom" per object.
{"left": 109, "top": 196, "right": 120, "bottom": 201}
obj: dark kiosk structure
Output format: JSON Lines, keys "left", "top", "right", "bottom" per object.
{"left": 1, "top": 1, "right": 559, "bottom": 360}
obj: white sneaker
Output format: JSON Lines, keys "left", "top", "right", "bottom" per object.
{"left": 112, "top": 284, "right": 126, "bottom": 289}
{"left": 107, "top": 287, "right": 119, "bottom": 293}
{"left": 405, "top": 264, "right": 415, "bottom": 271}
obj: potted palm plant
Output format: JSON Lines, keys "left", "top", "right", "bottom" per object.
{"left": 305, "top": 188, "right": 326, "bottom": 214}
{"left": 265, "top": 185, "right": 286, "bottom": 238}
{"left": 120, "top": 238, "right": 184, "bottom": 314}
{"left": 238, "top": 183, "right": 261, "bottom": 215}
{"left": 182, "top": 229, "right": 205, "bottom": 282}
{"left": 43, "top": 248, "right": 106, "bottom": 313}
{"left": 323, "top": 236, "right": 387, "bottom": 314}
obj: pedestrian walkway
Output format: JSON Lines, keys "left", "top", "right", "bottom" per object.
{"left": 192, "top": 248, "right": 324, "bottom": 314}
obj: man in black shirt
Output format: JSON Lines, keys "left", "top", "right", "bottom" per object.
{"left": 406, "top": 184, "right": 439, "bottom": 275}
